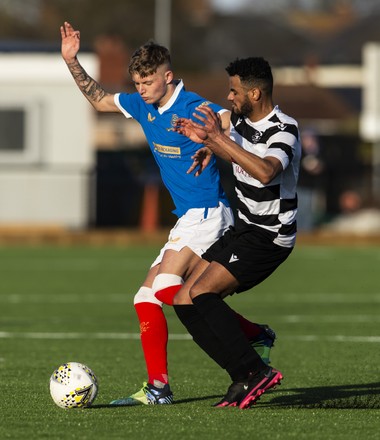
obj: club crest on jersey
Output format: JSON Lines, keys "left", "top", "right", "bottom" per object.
{"left": 252, "top": 130, "right": 263, "bottom": 144}
{"left": 167, "top": 114, "right": 179, "bottom": 132}
{"left": 147, "top": 112, "right": 156, "bottom": 122}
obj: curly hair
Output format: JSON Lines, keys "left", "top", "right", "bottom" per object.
{"left": 128, "top": 41, "right": 171, "bottom": 77}
{"left": 225, "top": 57, "right": 273, "bottom": 95}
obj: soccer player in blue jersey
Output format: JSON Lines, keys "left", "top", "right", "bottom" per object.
{"left": 60, "top": 22, "right": 276, "bottom": 406}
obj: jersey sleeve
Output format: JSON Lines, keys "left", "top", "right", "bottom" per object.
{"left": 264, "top": 127, "right": 299, "bottom": 170}
{"left": 114, "top": 92, "right": 141, "bottom": 120}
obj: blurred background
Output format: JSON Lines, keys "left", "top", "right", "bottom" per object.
{"left": 1, "top": 0, "right": 380, "bottom": 242}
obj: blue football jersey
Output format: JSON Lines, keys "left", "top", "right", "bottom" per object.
{"left": 114, "top": 80, "right": 229, "bottom": 217}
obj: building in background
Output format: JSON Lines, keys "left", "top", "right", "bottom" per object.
{"left": 0, "top": 52, "right": 97, "bottom": 228}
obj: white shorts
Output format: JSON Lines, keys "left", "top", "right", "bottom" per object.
{"left": 151, "top": 202, "right": 234, "bottom": 267}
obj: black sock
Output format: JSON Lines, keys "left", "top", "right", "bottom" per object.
{"left": 174, "top": 304, "right": 229, "bottom": 369}
{"left": 192, "top": 293, "right": 266, "bottom": 381}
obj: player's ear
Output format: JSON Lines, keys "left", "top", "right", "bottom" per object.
{"left": 165, "top": 70, "right": 174, "bottom": 84}
{"left": 248, "top": 87, "right": 261, "bottom": 102}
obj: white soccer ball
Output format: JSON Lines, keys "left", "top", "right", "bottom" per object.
{"left": 49, "top": 362, "right": 98, "bottom": 409}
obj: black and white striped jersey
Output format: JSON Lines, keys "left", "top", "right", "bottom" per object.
{"left": 230, "top": 105, "right": 301, "bottom": 248}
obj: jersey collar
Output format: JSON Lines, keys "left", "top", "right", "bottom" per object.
{"left": 245, "top": 105, "right": 278, "bottom": 128}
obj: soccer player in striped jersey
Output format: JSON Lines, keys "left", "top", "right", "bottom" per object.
{"left": 174, "top": 57, "right": 301, "bottom": 408}
{"left": 60, "top": 24, "right": 277, "bottom": 406}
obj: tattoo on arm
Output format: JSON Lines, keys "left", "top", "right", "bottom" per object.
{"left": 67, "top": 59, "right": 106, "bottom": 103}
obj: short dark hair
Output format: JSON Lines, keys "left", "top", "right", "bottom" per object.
{"left": 129, "top": 41, "right": 171, "bottom": 77}
{"left": 225, "top": 57, "right": 273, "bottom": 95}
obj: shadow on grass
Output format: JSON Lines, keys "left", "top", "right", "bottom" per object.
{"left": 88, "top": 382, "right": 380, "bottom": 409}
{"left": 89, "top": 394, "right": 222, "bottom": 409}
{"left": 260, "top": 381, "right": 380, "bottom": 409}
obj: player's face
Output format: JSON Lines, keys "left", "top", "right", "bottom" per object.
{"left": 227, "top": 75, "right": 253, "bottom": 117}
{"left": 132, "top": 64, "right": 173, "bottom": 107}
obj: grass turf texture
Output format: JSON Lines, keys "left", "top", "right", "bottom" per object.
{"left": 0, "top": 244, "right": 379, "bottom": 439}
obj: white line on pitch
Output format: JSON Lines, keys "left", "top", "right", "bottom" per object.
{"left": 0, "top": 332, "right": 378, "bottom": 343}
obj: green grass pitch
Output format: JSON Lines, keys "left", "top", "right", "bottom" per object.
{"left": 0, "top": 243, "right": 379, "bottom": 439}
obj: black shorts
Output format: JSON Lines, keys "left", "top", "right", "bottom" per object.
{"left": 202, "top": 225, "right": 293, "bottom": 293}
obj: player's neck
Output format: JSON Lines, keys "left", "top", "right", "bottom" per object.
{"left": 157, "top": 81, "right": 178, "bottom": 108}
{"left": 248, "top": 101, "right": 274, "bottom": 123}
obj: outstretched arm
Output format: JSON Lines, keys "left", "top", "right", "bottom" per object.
{"left": 60, "top": 22, "right": 119, "bottom": 112}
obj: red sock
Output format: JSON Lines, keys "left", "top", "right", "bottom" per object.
{"left": 134, "top": 302, "right": 169, "bottom": 385}
{"left": 154, "top": 284, "right": 182, "bottom": 306}
{"left": 234, "top": 312, "right": 262, "bottom": 339}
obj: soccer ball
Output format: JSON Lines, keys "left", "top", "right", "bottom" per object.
{"left": 49, "top": 362, "right": 98, "bottom": 409}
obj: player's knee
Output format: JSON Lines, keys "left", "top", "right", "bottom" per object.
{"left": 188, "top": 278, "right": 209, "bottom": 300}
{"left": 172, "top": 288, "right": 192, "bottom": 305}
{"left": 172, "top": 294, "right": 180, "bottom": 306}
{"left": 188, "top": 285, "right": 200, "bottom": 301}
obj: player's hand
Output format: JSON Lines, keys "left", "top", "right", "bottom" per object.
{"left": 60, "top": 22, "right": 81, "bottom": 63}
{"left": 192, "top": 106, "right": 224, "bottom": 140}
{"left": 187, "top": 147, "right": 213, "bottom": 177}
{"left": 175, "top": 118, "right": 207, "bottom": 143}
